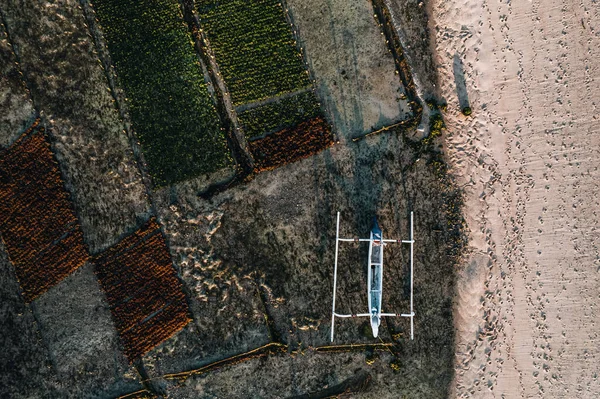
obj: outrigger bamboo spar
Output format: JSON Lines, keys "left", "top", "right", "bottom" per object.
{"left": 330, "top": 212, "right": 415, "bottom": 342}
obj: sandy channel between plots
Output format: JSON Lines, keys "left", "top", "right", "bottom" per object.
{"left": 431, "top": 0, "right": 600, "bottom": 397}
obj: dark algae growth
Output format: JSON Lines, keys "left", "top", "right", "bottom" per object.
{"left": 196, "top": 0, "right": 311, "bottom": 106}
{"left": 92, "top": 0, "right": 232, "bottom": 186}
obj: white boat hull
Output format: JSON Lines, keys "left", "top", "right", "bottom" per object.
{"left": 367, "top": 218, "right": 384, "bottom": 337}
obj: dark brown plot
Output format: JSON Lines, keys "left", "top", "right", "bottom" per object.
{"left": 249, "top": 116, "right": 334, "bottom": 172}
{"left": 93, "top": 218, "right": 191, "bottom": 362}
{"left": 0, "top": 122, "right": 88, "bottom": 302}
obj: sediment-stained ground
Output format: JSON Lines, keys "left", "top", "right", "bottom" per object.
{"left": 0, "top": 20, "right": 35, "bottom": 147}
{"left": 286, "top": 0, "right": 413, "bottom": 138}
{"left": 134, "top": 118, "right": 462, "bottom": 398}
{"left": 0, "top": 242, "right": 61, "bottom": 398}
{"left": 385, "top": 0, "right": 439, "bottom": 101}
{"left": 32, "top": 263, "right": 141, "bottom": 397}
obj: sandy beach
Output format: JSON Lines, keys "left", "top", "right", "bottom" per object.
{"left": 431, "top": 0, "right": 600, "bottom": 396}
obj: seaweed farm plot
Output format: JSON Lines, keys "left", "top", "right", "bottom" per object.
{"left": 237, "top": 90, "right": 322, "bottom": 140}
{"left": 196, "top": 0, "right": 335, "bottom": 173}
{"left": 92, "top": 218, "right": 191, "bottom": 362}
{"left": 92, "top": 0, "right": 231, "bottom": 186}
{"left": 242, "top": 92, "right": 335, "bottom": 171}
{"left": 197, "top": 0, "right": 311, "bottom": 106}
{"left": 239, "top": 90, "right": 334, "bottom": 170}
{"left": 250, "top": 116, "right": 333, "bottom": 172}
{"left": 0, "top": 124, "right": 88, "bottom": 302}
{"left": 239, "top": 90, "right": 334, "bottom": 172}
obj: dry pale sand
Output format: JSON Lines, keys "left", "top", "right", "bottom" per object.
{"left": 432, "top": 0, "right": 600, "bottom": 397}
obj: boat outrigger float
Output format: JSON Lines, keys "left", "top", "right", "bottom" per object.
{"left": 330, "top": 212, "right": 415, "bottom": 342}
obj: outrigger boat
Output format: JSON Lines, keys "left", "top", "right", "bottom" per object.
{"left": 330, "top": 212, "right": 415, "bottom": 341}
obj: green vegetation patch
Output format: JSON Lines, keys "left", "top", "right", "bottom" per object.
{"left": 93, "top": 0, "right": 231, "bottom": 186}
{"left": 422, "top": 113, "right": 445, "bottom": 147}
{"left": 197, "top": 0, "right": 311, "bottom": 106}
{"left": 238, "top": 90, "right": 322, "bottom": 140}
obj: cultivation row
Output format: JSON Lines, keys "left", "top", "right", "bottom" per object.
{"left": 120, "top": 300, "right": 190, "bottom": 363}
{"left": 93, "top": 218, "right": 191, "bottom": 361}
{"left": 92, "top": 0, "right": 231, "bottom": 186}
{"left": 249, "top": 116, "right": 334, "bottom": 172}
{"left": 238, "top": 90, "right": 322, "bottom": 140}
{"left": 197, "top": 0, "right": 311, "bottom": 106}
{"left": 195, "top": 0, "right": 336, "bottom": 172}
{"left": 0, "top": 124, "right": 88, "bottom": 302}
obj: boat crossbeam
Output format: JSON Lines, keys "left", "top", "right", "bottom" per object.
{"left": 333, "top": 313, "right": 371, "bottom": 318}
